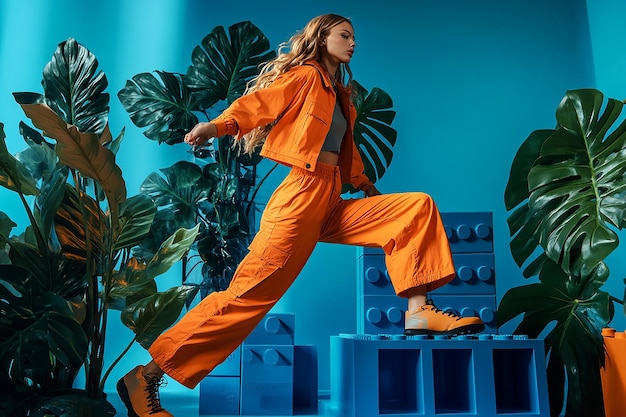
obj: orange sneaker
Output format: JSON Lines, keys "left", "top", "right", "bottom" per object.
{"left": 116, "top": 365, "right": 172, "bottom": 417}
{"left": 405, "top": 302, "right": 485, "bottom": 336}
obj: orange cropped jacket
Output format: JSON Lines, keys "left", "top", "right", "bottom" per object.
{"left": 210, "top": 60, "right": 373, "bottom": 191}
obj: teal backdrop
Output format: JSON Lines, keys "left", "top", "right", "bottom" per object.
{"left": 1, "top": 0, "right": 625, "bottom": 398}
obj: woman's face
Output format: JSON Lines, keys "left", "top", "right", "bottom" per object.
{"left": 321, "top": 21, "right": 356, "bottom": 65}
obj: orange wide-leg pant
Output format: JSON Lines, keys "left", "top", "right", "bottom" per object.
{"left": 149, "top": 162, "right": 455, "bottom": 388}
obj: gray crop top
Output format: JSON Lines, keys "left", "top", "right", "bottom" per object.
{"left": 320, "top": 96, "right": 347, "bottom": 152}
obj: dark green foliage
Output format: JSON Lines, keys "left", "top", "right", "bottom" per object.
{"left": 0, "top": 38, "right": 198, "bottom": 416}
{"left": 500, "top": 89, "right": 626, "bottom": 416}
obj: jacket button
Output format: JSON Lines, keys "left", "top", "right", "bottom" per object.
{"left": 306, "top": 163, "right": 311, "bottom": 169}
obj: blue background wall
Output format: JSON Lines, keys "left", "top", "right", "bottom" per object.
{"left": 1, "top": 0, "right": 625, "bottom": 399}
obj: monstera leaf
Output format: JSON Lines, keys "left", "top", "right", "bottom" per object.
{"left": 41, "top": 37, "right": 110, "bottom": 135}
{"left": 0, "top": 265, "right": 89, "bottom": 393}
{"left": 138, "top": 161, "right": 214, "bottom": 254}
{"left": 498, "top": 259, "right": 610, "bottom": 417}
{"left": 118, "top": 71, "right": 198, "bottom": 144}
{"left": 185, "top": 20, "right": 276, "bottom": 107}
{"left": 501, "top": 88, "right": 626, "bottom": 417}
{"left": 351, "top": 80, "right": 397, "bottom": 188}
{"left": 505, "top": 89, "right": 626, "bottom": 277}
{"left": 117, "top": 21, "right": 275, "bottom": 145}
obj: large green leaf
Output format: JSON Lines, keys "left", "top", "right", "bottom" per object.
{"left": 351, "top": 80, "right": 397, "bottom": 185}
{"left": 504, "top": 129, "right": 554, "bottom": 211}
{"left": 505, "top": 130, "right": 554, "bottom": 272}
{"left": 0, "top": 267, "right": 88, "bottom": 392}
{"left": 38, "top": 169, "right": 68, "bottom": 242}
{"left": 140, "top": 161, "right": 213, "bottom": 236}
{"left": 117, "top": 71, "right": 198, "bottom": 144}
{"left": 106, "top": 258, "right": 158, "bottom": 311}
{"left": 7, "top": 239, "right": 53, "bottom": 290}
{"left": 55, "top": 185, "right": 105, "bottom": 262}
{"left": 207, "top": 161, "right": 242, "bottom": 200}
{"left": 0, "top": 212, "right": 17, "bottom": 247}
{"left": 497, "top": 259, "right": 610, "bottom": 417}
{"left": 121, "top": 285, "right": 198, "bottom": 349}
{"left": 42, "top": 37, "right": 109, "bottom": 134}
{"left": 185, "top": 21, "right": 276, "bottom": 107}
{"left": 195, "top": 224, "right": 249, "bottom": 294}
{"left": 111, "top": 225, "right": 200, "bottom": 298}
{"left": 145, "top": 224, "right": 200, "bottom": 279}
{"left": 4, "top": 237, "right": 86, "bottom": 303}
{"left": 15, "top": 101, "right": 126, "bottom": 228}
{"left": 505, "top": 89, "right": 626, "bottom": 276}
{"left": 131, "top": 211, "right": 185, "bottom": 262}
{"left": 114, "top": 194, "right": 156, "bottom": 250}
{"left": 0, "top": 123, "right": 39, "bottom": 196}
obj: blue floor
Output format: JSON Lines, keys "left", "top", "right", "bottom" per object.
{"left": 107, "top": 391, "right": 331, "bottom": 417}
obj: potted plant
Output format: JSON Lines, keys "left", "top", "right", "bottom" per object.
{"left": 0, "top": 38, "right": 199, "bottom": 416}
{"left": 498, "top": 88, "right": 626, "bottom": 416}
{"left": 117, "top": 20, "right": 398, "bottom": 297}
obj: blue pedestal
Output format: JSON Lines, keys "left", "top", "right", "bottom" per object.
{"left": 330, "top": 334, "right": 550, "bottom": 417}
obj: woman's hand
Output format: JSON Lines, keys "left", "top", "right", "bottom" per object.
{"left": 184, "top": 122, "right": 218, "bottom": 147}
{"left": 363, "top": 184, "right": 381, "bottom": 197}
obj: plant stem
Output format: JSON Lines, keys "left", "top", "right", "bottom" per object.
{"left": 71, "top": 171, "right": 102, "bottom": 398}
{"left": 13, "top": 178, "right": 47, "bottom": 253}
{"left": 100, "top": 337, "right": 137, "bottom": 390}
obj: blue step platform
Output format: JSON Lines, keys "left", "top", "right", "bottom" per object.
{"left": 329, "top": 333, "right": 549, "bottom": 417}
{"left": 199, "top": 313, "right": 318, "bottom": 415}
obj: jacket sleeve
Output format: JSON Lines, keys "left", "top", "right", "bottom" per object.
{"left": 351, "top": 153, "right": 374, "bottom": 191}
{"left": 210, "top": 69, "right": 309, "bottom": 138}
{"left": 343, "top": 93, "right": 374, "bottom": 192}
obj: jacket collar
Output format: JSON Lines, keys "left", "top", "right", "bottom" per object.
{"left": 303, "top": 60, "right": 335, "bottom": 89}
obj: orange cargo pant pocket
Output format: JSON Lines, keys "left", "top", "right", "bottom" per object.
{"left": 228, "top": 235, "right": 292, "bottom": 297}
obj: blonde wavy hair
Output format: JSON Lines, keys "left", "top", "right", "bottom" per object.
{"left": 239, "top": 14, "right": 354, "bottom": 155}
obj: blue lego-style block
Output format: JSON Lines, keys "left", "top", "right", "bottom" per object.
{"left": 240, "top": 345, "right": 294, "bottom": 415}
{"left": 441, "top": 212, "right": 493, "bottom": 254}
{"left": 244, "top": 313, "right": 295, "bottom": 346}
{"left": 358, "top": 295, "right": 407, "bottom": 335}
{"left": 209, "top": 346, "right": 241, "bottom": 377}
{"left": 240, "top": 382, "right": 293, "bottom": 416}
{"left": 358, "top": 212, "right": 493, "bottom": 256}
{"left": 199, "top": 376, "right": 240, "bottom": 415}
{"left": 329, "top": 334, "right": 549, "bottom": 417}
{"left": 358, "top": 254, "right": 395, "bottom": 296}
{"left": 430, "top": 294, "right": 497, "bottom": 333}
{"left": 198, "top": 311, "right": 317, "bottom": 416}
{"left": 432, "top": 253, "right": 496, "bottom": 295}
{"left": 293, "top": 345, "right": 318, "bottom": 415}
{"left": 241, "top": 345, "right": 295, "bottom": 383}
{"left": 358, "top": 251, "right": 495, "bottom": 296}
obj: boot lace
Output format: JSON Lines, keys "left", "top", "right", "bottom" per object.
{"left": 426, "top": 299, "right": 461, "bottom": 320}
{"left": 144, "top": 373, "right": 168, "bottom": 414}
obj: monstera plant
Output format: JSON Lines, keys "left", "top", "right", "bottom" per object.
{"left": 498, "top": 89, "right": 626, "bottom": 417}
{"left": 0, "top": 38, "right": 199, "bottom": 416}
{"left": 118, "top": 21, "right": 397, "bottom": 297}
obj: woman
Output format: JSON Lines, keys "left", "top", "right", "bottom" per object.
{"left": 117, "top": 14, "right": 484, "bottom": 417}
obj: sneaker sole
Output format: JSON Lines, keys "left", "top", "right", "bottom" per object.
{"left": 404, "top": 323, "right": 485, "bottom": 336}
{"left": 116, "top": 378, "right": 139, "bottom": 417}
